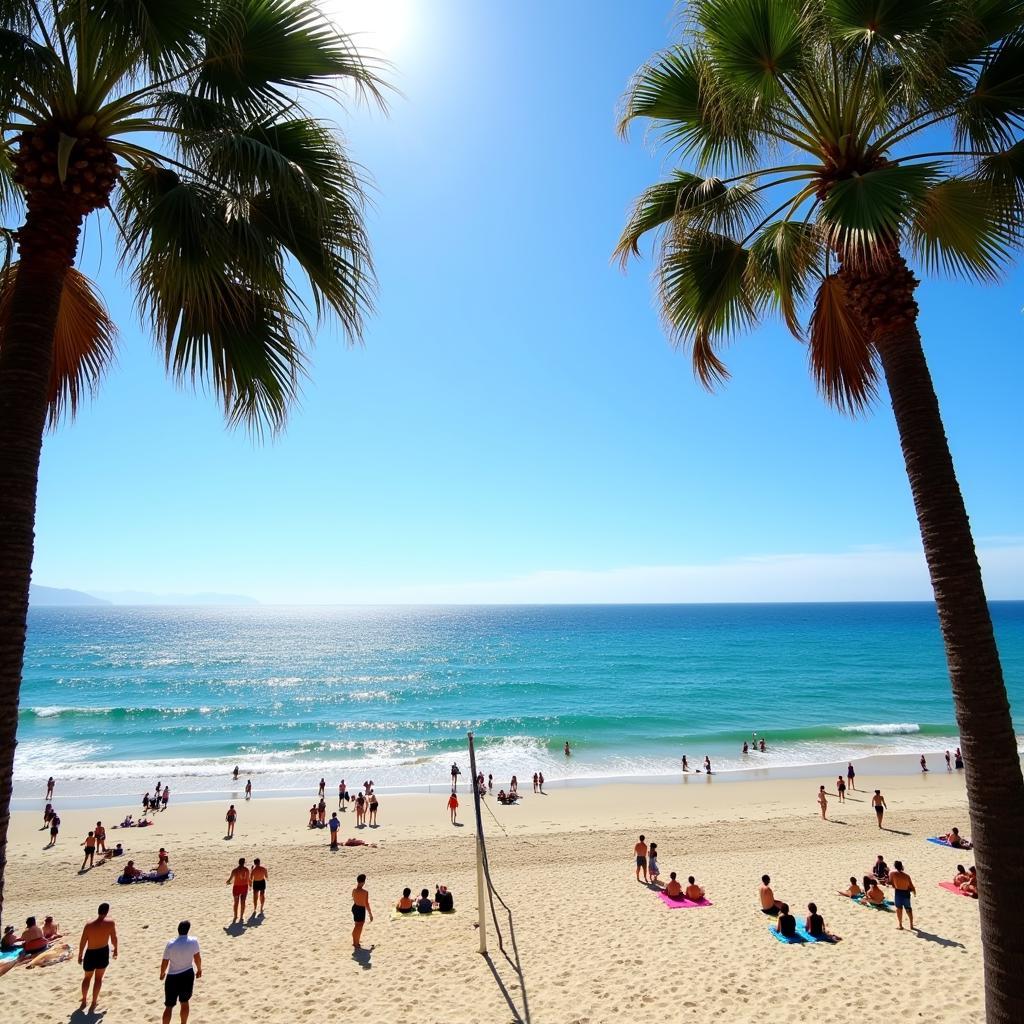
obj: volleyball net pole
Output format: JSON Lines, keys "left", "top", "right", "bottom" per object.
{"left": 466, "top": 730, "right": 487, "bottom": 954}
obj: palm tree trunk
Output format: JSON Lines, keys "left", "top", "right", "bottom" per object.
{"left": 0, "top": 199, "right": 83, "bottom": 927}
{"left": 875, "top": 324, "right": 1024, "bottom": 1024}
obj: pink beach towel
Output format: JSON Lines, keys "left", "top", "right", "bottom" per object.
{"left": 938, "top": 881, "right": 976, "bottom": 899}
{"left": 656, "top": 891, "right": 713, "bottom": 909}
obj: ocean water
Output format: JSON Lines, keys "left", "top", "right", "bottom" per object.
{"left": 14, "top": 603, "right": 1024, "bottom": 799}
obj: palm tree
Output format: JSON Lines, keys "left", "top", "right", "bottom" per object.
{"left": 0, "top": 0, "right": 385, "bottom": 925}
{"left": 617, "top": 2, "right": 1023, "bottom": 1018}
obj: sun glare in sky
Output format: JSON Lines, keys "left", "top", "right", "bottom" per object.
{"left": 327, "top": 0, "right": 416, "bottom": 59}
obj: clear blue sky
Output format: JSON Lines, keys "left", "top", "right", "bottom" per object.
{"left": 31, "top": 0, "right": 1024, "bottom": 603}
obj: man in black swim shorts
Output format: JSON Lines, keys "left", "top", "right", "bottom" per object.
{"left": 160, "top": 920, "right": 202, "bottom": 1024}
{"left": 79, "top": 903, "right": 117, "bottom": 1013}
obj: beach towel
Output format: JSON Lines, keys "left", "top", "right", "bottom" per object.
{"left": 0, "top": 948, "right": 21, "bottom": 961}
{"left": 117, "top": 870, "right": 174, "bottom": 884}
{"left": 938, "top": 881, "right": 976, "bottom": 899}
{"left": 927, "top": 837, "right": 972, "bottom": 849}
{"left": 389, "top": 909, "right": 456, "bottom": 922}
{"left": 656, "top": 891, "right": 713, "bottom": 909}
{"left": 853, "top": 896, "right": 893, "bottom": 911}
{"left": 769, "top": 927, "right": 810, "bottom": 944}
{"left": 26, "top": 943, "right": 73, "bottom": 969}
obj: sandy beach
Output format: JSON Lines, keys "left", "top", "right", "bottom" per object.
{"left": 2, "top": 765, "right": 983, "bottom": 1024}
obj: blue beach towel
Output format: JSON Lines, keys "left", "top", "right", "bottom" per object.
{"left": 0, "top": 948, "right": 21, "bottom": 961}
{"left": 769, "top": 927, "right": 810, "bottom": 944}
{"left": 117, "top": 870, "right": 174, "bottom": 884}
{"left": 928, "top": 837, "right": 972, "bottom": 849}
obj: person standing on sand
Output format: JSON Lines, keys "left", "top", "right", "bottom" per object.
{"left": 226, "top": 858, "right": 250, "bottom": 922}
{"left": 251, "top": 859, "right": 268, "bottom": 914}
{"left": 78, "top": 903, "right": 117, "bottom": 1013}
{"left": 81, "top": 831, "right": 97, "bottom": 871}
{"left": 634, "top": 835, "right": 649, "bottom": 883}
{"left": 847, "top": 762, "right": 856, "bottom": 791}
{"left": 160, "top": 920, "right": 201, "bottom": 1024}
{"left": 329, "top": 812, "right": 341, "bottom": 848}
{"left": 338, "top": 781, "right": 346, "bottom": 809}
{"left": 945, "top": 750, "right": 952, "bottom": 771}
{"left": 244, "top": 779, "right": 252, "bottom": 801}
{"left": 836, "top": 775, "right": 846, "bottom": 802}
{"left": 447, "top": 791, "right": 459, "bottom": 824}
{"left": 318, "top": 797, "right": 326, "bottom": 824}
{"left": 681, "top": 755, "right": 689, "bottom": 772}
{"left": 532, "top": 773, "right": 538, "bottom": 793}
{"left": 94, "top": 821, "right": 106, "bottom": 853}
{"left": 871, "top": 789, "right": 887, "bottom": 828}
{"left": 46, "top": 776, "right": 55, "bottom": 800}
{"left": 162, "top": 786, "right": 170, "bottom": 810}
{"left": 889, "top": 860, "right": 916, "bottom": 931}
{"left": 954, "top": 747, "right": 964, "bottom": 770}
{"left": 318, "top": 778, "right": 326, "bottom": 798}
{"left": 225, "top": 805, "right": 237, "bottom": 838}
{"left": 538, "top": 771, "right": 545, "bottom": 792}
{"left": 920, "top": 754, "right": 929, "bottom": 773}
{"left": 450, "top": 762, "right": 460, "bottom": 791}
{"left": 368, "top": 792, "right": 379, "bottom": 826}
{"left": 47, "top": 811, "right": 61, "bottom": 848}
{"left": 351, "top": 874, "right": 372, "bottom": 948}
{"left": 817, "top": 786, "right": 828, "bottom": 820}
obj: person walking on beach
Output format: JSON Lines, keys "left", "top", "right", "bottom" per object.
{"left": 945, "top": 750, "right": 952, "bottom": 771}
{"left": 244, "top": 779, "right": 252, "bottom": 801}
{"left": 162, "top": 786, "right": 170, "bottom": 810}
{"left": 532, "top": 773, "right": 539, "bottom": 793}
{"left": 351, "top": 874, "right": 372, "bottom": 948}
{"left": 80, "top": 831, "right": 97, "bottom": 871}
{"left": 160, "top": 920, "right": 201, "bottom": 1024}
{"left": 920, "top": 754, "right": 929, "bottom": 773}
{"left": 329, "top": 812, "right": 342, "bottom": 848}
{"left": 847, "top": 762, "right": 856, "bottom": 791}
{"left": 339, "top": 781, "right": 346, "bottom": 809}
{"left": 226, "top": 858, "right": 250, "bottom": 923}
{"left": 634, "top": 835, "right": 649, "bottom": 883}
{"left": 45, "top": 776, "right": 55, "bottom": 800}
{"left": 251, "top": 859, "right": 268, "bottom": 914}
{"left": 94, "top": 821, "right": 106, "bottom": 853}
{"left": 225, "top": 804, "right": 237, "bottom": 839}
{"left": 703, "top": 755, "right": 712, "bottom": 775}
{"left": 450, "top": 762, "right": 461, "bottom": 791}
{"left": 681, "top": 755, "right": 689, "bottom": 772}
{"left": 447, "top": 791, "right": 459, "bottom": 824}
{"left": 871, "top": 789, "right": 888, "bottom": 828}
{"left": 78, "top": 903, "right": 117, "bottom": 1013}
{"left": 538, "top": 771, "right": 545, "bottom": 792}
{"left": 817, "top": 786, "right": 828, "bottom": 820}
{"left": 890, "top": 861, "right": 916, "bottom": 930}
{"left": 318, "top": 778, "right": 326, "bottom": 798}
{"left": 47, "top": 811, "right": 61, "bottom": 848}
{"left": 836, "top": 775, "right": 846, "bottom": 802}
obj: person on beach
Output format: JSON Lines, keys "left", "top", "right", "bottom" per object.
{"left": 46, "top": 776, "right": 55, "bottom": 800}
{"left": 634, "top": 835, "right": 649, "bottom": 883}
{"left": 648, "top": 842, "right": 660, "bottom": 883}
{"left": 920, "top": 754, "right": 929, "bottom": 773}
{"left": 368, "top": 791, "right": 379, "bottom": 826}
{"left": 308, "top": 805, "right": 318, "bottom": 828}
{"left": 889, "top": 861, "right": 916, "bottom": 930}
{"left": 847, "top": 762, "right": 856, "bottom": 791}
{"left": 233, "top": 766, "right": 239, "bottom": 781}
{"left": 685, "top": 876, "right": 705, "bottom": 901}
{"left": 775, "top": 903, "right": 796, "bottom": 938}
{"left": 703, "top": 755, "right": 712, "bottom": 774}
{"left": 2, "top": 924, "right": 19, "bottom": 951}
{"left": 43, "top": 802, "right": 53, "bottom": 828}
{"left": 488, "top": 773, "right": 493, "bottom": 791}
{"left": 19, "top": 917, "right": 48, "bottom": 955}
{"left": 759, "top": 875, "right": 783, "bottom": 915}
{"left": 510, "top": 775, "right": 518, "bottom": 795}
{"left": 759, "top": 738, "right": 766, "bottom": 752}
{"left": 681, "top": 755, "right": 689, "bottom": 772}
{"left": 396, "top": 888, "right": 414, "bottom": 913}
{"left": 226, "top": 858, "right": 250, "bottom": 922}
{"left": 160, "top": 920, "right": 201, "bottom": 1024}
{"left": 120, "top": 860, "right": 142, "bottom": 882}
{"left": 318, "top": 797, "right": 326, "bottom": 825}
{"left": 564, "top": 741, "right": 571, "bottom": 757}
{"left": 532, "top": 773, "right": 539, "bottom": 793}
{"left": 436, "top": 885, "right": 454, "bottom": 912}
{"left": 251, "top": 859, "right": 268, "bottom": 914}
{"left": 664, "top": 872, "right": 683, "bottom": 899}
{"left": 448, "top": 791, "right": 459, "bottom": 824}
{"left": 836, "top": 775, "right": 846, "bottom": 802}
{"left": 805, "top": 903, "right": 839, "bottom": 941}
{"left": 953, "top": 864, "right": 970, "bottom": 887}
{"left": 872, "top": 855, "right": 890, "bottom": 885}
{"left": 838, "top": 876, "right": 862, "bottom": 898}
{"left": 450, "top": 762, "right": 460, "bottom": 791}
{"left": 162, "top": 786, "right": 170, "bottom": 810}
{"left": 144, "top": 792, "right": 151, "bottom": 812}
{"left": 318, "top": 778, "right": 326, "bottom": 798}
{"left": 339, "top": 781, "right": 348, "bottom": 810}
{"left": 944, "top": 827, "right": 971, "bottom": 849}
{"left": 244, "top": 780, "right": 251, "bottom": 801}
{"left": 416, "top": 888, "right": 434, "bottom": 913}
{"left": 945, "top": 750, "right": 952, "bottom": 771}
{"left": 225, "top": 805, "right": 237, "bottom": 839}
{"left": 78, "top": 903, "right": 117, "bottom": 1013}
{"left": 960, "top": 866, "right": 978, "bottom": 897}
{"left": 94, "top": 821, "right": 106, "bottom": 853}
{"left": 329, "top": 812, "right": 341, "bottom": 848}
{"left": 43, "top": 916, "right": 63, "bottom": 941}
{"left": 863, "top": 876, "right": 887, "bottom": 906}
{"left": 955, "top": 748, "right": 964, "bottom": 770}
{"left": 538, "top": 771, "right": 545, "bottom": 792}
{"left": 817, "top": 786, "right": 828, "bottom": 820}
{"left": 352, "top": 874, "right": 372, "bottom": 947}
{"left": 742, "top": 741, "right": 749, "bottom": 754}
{"left": 871, "top": 789, "right": 887, "bottom": 828}
{"left": 47, "top": 811, "right": 61, "bottom": 847}
{"left": 80, "top": 831, "right": 97, "bottom": 871}
{"left": 154, "top": 855, "right": 171, "bottom": 879}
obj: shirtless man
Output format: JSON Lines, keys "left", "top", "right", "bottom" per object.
{"left": 94, "top": 821, "right": 106, "bottom": 854}
{"left": 759, "top": 874, "right": 783, "bottom": 916}
{"left": 889, "top": 860, "right": 916, "bottom": 931}
{"left": 251, "top": 858, "right": 268, "bottom": 914}
{"left": 81, "top": 831, "right": 97, "bottom": 871}
{"left": 318, "top": 777, "right": 326, "bottom": 798}
{"left": 634, "top": 835, "right": 649, "bottom": 883}
{"left": 664, "top": 872, "right": 683, "bottom": 899}
{"left": 226, "top": 858, "right": 250, "bottom": 922}
{"left": 351, "top": 874, "right": 373, "bottom": 948}
{"left": 225, "top": 804, "right": 237, "bottom": 839}
{"left": 685, "top": 876, "right": 705, "bottom": 902}
{"left": 817, "top": 785, "right": 828, "bottom": 820}
{"left": 871, "top": 789, "right": 887, "bottom": 828}
{"left": 78, "top": 903, "right": 117, "bottom": 1012}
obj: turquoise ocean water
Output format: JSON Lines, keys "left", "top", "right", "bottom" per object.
{"left": 14, "top": 603, "right": 1024, "bottom": 799}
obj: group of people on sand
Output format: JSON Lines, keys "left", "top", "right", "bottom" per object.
{"left": 760, "top": 874, "right": 842, "bottom": 941}
{"left": 953, "top": 864, "right": 979, "bottom": 897}
{"left": 119, "top": 847, "right": 171, "bottom": 883}
{"left": 2, "top": 914, "right": 63, "bottom": 958}
{"left": 395, "top": 884, "right": 455, "bottom": 915}
{"left": 632, "top": 834, "right": 706, "bottom": 899}
{"left": 835, "top": 854, "right": 919, "bottom": 929}
{"left": 142, "top": 784, "right": 171, "bottom": 813}
{"left": 679, "top": 754, "right": 715, "bottom": 774}
{"left": 226, "top": 857, "right": 269, "bottom": 922}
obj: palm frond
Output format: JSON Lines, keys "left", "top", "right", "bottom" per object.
{"left": 0, "top": 263, "right": 117, "bottom": 427}
{"left": 807, "top": 272, "right": 876, "bottom": 413}
{"left": 747, "top": 220, "right": 824, "bottom": 337}
{"left": 954, "top": 29, "right": 1024, "bottom": 148}
{"left": 824, "top": 0, "right": 941, "bottom": 47}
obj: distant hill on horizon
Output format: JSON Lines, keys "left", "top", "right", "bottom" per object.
{"left": 29, "top": 585, "right": 258, "bottom": 607}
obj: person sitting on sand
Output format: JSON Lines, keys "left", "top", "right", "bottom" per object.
{"left": 776, "top": 903, "right": 796, "bottom": 937}
{"left": 685, "top": 876, "right": 705, "bottom": 901}
{"left": 2, "top": 924, "right": 21, "bottom": 950}
{"left": 838, "top": 876, "right": 862, "bottom": 898}
{"left": 342, "top": 837, "right": 378, "bottom": 848}
{"left": 664, "top": 872, "right": 683, "bottom": 899}
{"left": 436, "top": 885, "right": 454, "bottom": 912}
{"left": 759, "top": 875, "right": 783, "bottom": 916}
{"left": 805, "top": 903, "right": 838, "bottom": 941}
{"left": 416, "top": 888, "right": 434, "bottom": 914}
{"left": 960, "top": 866, "right": 978, "bottom": 897}
{"left": 396, "top": 888, "right": 414, "bottom": 914}
{"left": 872, "top": 855, "right": 890, "bottom": 885}
{"left": 953, "top": 864, "right": 971, "bottom": 887}
{"left": 497, "top": 789, "right": 508, "bottom": 804}
{"left": 308, "top": 805, "right": 318, "bottom": 828}
{"left": 119, "top": 815, "right": 133, "bottom": 828}
{"left": 154, "top": 856, "right": 171, "bottom": 879}
{"left": 863, "top": 877, "right": 886, "bottom": 906}
{"left": 19, "top": 917, "right": 48, "bottom": 954}
{"left": 121, "top": 860, "right": 142, "bottom": 882}
{"left": 42, "top": 916, "right": 62, "bottom": 941}
{"left": 944, "top": 827, "right": 971, "bottom": 849}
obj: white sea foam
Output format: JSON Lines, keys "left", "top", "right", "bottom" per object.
{"left": 839, "top": 723, "right": 921, "bottom": 735}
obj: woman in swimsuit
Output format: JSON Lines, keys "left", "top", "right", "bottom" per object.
{"left": 355, "top": 793, "right": 366, "bottom": 827}
{"left": 227, "top": 858, "right": 250, "bottom": 922}
{"left": 396, "top": 887, "right": 414, "bottom": 913}
{"left": 863, "top": 877, "right": 886, "bottom": 905}
{"left": 836, "top": 776, "right": 846, "bottom": 802}
{"left": 368, "top": 793, "right": 379, "bottom": 826}
{"left": 838, "top": 876, "right": 862, "bottom": 898}
{"left": 648, "top": 843, "right": 660, "bottom": 883}
{"left": 953, "top": 864, "right": 971, "bottom": 887}
{"left": 804, "top": 902, "right": 838, "bottom": 941}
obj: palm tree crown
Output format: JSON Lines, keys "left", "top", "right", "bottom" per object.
{"left": 616, "top": 0, "right": 1023, "bottom": 410}
{"left": 0, "top": 0, "right": 385, "bottom": 431}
